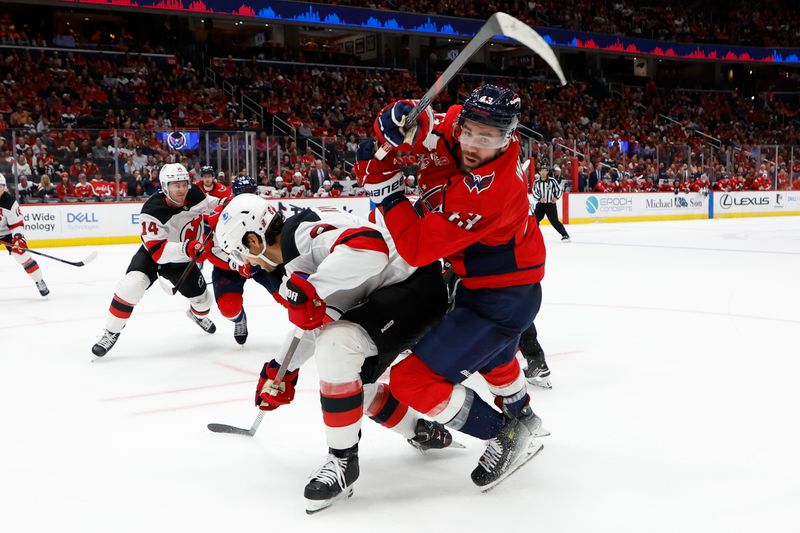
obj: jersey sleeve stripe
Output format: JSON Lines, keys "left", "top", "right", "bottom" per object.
{"left": 331, "top": 228, "right": 389, "bottom": 256}
{"left": 8, "top": 221, "right": 24, "bottom": 229}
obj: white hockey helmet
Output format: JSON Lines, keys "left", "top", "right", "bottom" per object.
{"left": 159, "top": 163, "right": 190, "bottom": 190}
{"left": 217, "top": 193, "right": 283, "bottom": 267}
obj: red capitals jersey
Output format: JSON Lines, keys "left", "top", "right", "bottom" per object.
{"left": 196, "top": 180, "right": 231, "bottom": 200}
{"left": 381, "top": 105, "right": 545, "bottom": 290}
{"left": 74, "top": 183, "right": 96, "bottom": 198}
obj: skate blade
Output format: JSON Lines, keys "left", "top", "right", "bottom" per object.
{"left": 526, "top": 376, "right": 552, "bottom": 389}
{"left": 533, "top": 427, "right": 551, "bottom": 438}
{"left": 305, "top": 487, "right": 354, "bottom": 515}
{"left": 413, "top": 439, "right": 467, "bottom": 455}
{"left": 480, "top": 440, "right": 544, "bottom": 493}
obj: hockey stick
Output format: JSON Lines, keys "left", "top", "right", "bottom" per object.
{"left": 0, "top": 239, "right": 97, "bottom": 267}
{"left": 207, "top": 328, "right": 305, "bottom": 436}
{"left": 375, "top": 12, "right": 566, "bottom": 160}
{"left": 160, "top": 230, "right": 215, "bottom": 296}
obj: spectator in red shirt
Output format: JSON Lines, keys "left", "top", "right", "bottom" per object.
{"left": 74, "top": 172, "right": 96, "bottom": 198}
{"left": 56, "top": 172, "right": 75, "bottom": 200}
{"left": 90, "top": 175, "right": 110, "bottom": 198}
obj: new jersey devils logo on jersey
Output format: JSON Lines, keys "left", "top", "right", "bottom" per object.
{"left": 465, "top": 171, "right": 495, "bottom": 194}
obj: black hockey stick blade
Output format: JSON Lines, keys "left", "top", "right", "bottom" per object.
{"left": 207, "top": 422, "right": 256, "bottom": 436}
{"left": 0, "top": 239, "right": 98, "bottom": 267}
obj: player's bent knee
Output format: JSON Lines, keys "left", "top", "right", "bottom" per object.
{"left": 115, "top": 270, "right": 151, "bottom": 304}
{"left": 315, "top": 321, "right": 374, "bottom": 382}
{"left": 390, "top": 355, "right": 454, "bottom": 415}
{"left": 216, "top": 292, "right": 243, "bottom": 319}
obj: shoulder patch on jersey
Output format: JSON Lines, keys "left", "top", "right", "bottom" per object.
{"left": 0, "top": 191, "right": 15, "bottom": 210}
{"left": 465, "top": 171, "right": 495, "bottom": 194}
{"left": 280, "top": 209, "right": 322, "bottom": 264}
{"left": 186, "top": 184, "right": 207, "bottom": 207}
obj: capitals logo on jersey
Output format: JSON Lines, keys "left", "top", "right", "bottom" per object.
{"left": 465, "top": 171, "right": 495, "bottom": 194}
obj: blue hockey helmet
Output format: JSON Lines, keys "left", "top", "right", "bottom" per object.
{"left": 232, "top": 175, "right": 258, "bottom": 196}
{"left": 457, "top": 84, "right": 521, "bottom": 147}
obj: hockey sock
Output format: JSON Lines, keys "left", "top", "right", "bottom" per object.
{"left": 482, "top": 358, "right": 530, "bottom": 418}
{"left": 216, "top": 292, "right": 244, "bottom": 321}
{"left": 443, "top": 387, "right": 504, "bottom": 440}
{"left": 189, "top": 289, "right": 213, "bottom": 317}
{"left": 320, "top": 379, "right": 364, "bottom": 450}
{"left": 105, "top": 271, "right": 150, "bottom": 333}
{"left": 13, "top": 251, "right": 43, "bottom": 282}
{"left": 364, "top": 382, "right": 416, "bottom": 439}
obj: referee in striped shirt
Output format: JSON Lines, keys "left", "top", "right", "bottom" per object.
{"left": 532, "top": 167, "right": 570, "bottom": 241}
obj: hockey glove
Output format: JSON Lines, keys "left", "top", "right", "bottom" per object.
{"left": 256, "top": 359, "right": 300, "bottom": 411}
{"left": 373, "top": 100, "right": 434, "bottom": 152}
{"left": 285, "top": 273, "right": 328, "bottom": 330}
{"left": 10, "top": 233, "right": 28, "bottom": 255}
{"left": 183, "top": 237, "right": 212, "bottom": 262}
{"left": 353, "top": 145, "right": 406, "bottom": 209}
{"left": 230, "top": 259, "right": 254, "bottom": 278}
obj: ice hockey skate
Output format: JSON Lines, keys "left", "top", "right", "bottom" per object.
{"left": 524, "top": 355, "right": 552, "bottom": 389}
{"left": 233, "top": 312, "right": 248, "bottom": 345}
{"left": 92, "top": 330, "right": 120, "bottom": 357}
{"left": 408, "top": 419, "right": 465, "bottom": 452}
{"left": 186, "top": 309, "right": 216, "bottom": 334}
{"left": 304, "top": 445, "right": 359, "bottom": 514}
{"left": 36, "top": 279, "right": 50, "bottom": 297}
{"left": 471, "top": 406, "right": 544, "bottom": 492}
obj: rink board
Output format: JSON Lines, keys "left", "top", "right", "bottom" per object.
{"left": 20, "top": 192, "right": 800, "bottom": 248}
{"left": 23, "top": 197, "right": 373, "bottom": 248}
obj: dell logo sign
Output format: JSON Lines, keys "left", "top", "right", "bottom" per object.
{"left": 67, "top": 212, "right": 99, "bottom": 223}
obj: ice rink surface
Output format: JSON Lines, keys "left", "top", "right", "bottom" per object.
{"left": 2, "top": 216, "right": 799, "bottom": 533}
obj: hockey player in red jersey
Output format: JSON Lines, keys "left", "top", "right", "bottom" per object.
{"left": 196, "top": 166, "right": 231, "bottom": 201}
{"left": 216, "top": 193, "right": 452, "bottom": 512}
{"left": 0, "top": 173, "right": 49, "bottom": 296}
{"left": 91, "top": 163, "right": 220, "bottom": 357}
{"left": 357, "top": 84, "right": 546, "bottom": 490}
{"left": 205, "top": 175, "right": 285, "bottom": 344}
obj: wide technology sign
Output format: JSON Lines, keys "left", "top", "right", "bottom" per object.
{"left": 23, "top": 197, "right": 373, "bottom": 247}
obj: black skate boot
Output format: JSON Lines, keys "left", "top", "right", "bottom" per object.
{"left": 304, "top": 445, "right": 359, "bottom": 514}
{"left": 92, "top": 330, "right": 120, "bottom": 357}
{"left": 36, "top": 280, "right": 50, "bottom": 297}
{"left": 470, "top": 406, "right": 544, "bottom": 492}
{"left": 186, "top": 309, "right": 216, "bottom": 334}
{"left": 233, "top": 312, "right": 248, "bottom": 345}
{"left": 524, "top": 354, "right": 552, "bottom": 389}
{"left": 408, "top": 419, "right": 463, "bottom": 451}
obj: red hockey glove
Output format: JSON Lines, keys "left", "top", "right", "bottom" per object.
{"left": 285, "top": 272, "right": 327, "bottom": 330}
{"left": 373, "top": 100, "right": 434, "bottom": 152}
{"left": 255, "top": 359, "right": 300, "bottom": 411}
{"left": 10, "top": 233, "right": 28, "bottom": 255}
{"left": 183, "top": 237, "right": 212, "bottom": 262}
{"left": 230, "top": 260, "right": 253, "bottom": 278}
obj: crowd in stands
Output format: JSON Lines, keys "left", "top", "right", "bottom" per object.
{"left": 2, "top": 8, "right": 800, "bottom": 203}
{"left": 300, "top": 0, "right": 800, "bottom": 47}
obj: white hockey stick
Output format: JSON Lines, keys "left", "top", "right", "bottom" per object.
{"left": 375, "top": 12, "right": 566, "bottom": 160}
{"left": 207, "top": 328, "right": 304, "bottom": 436}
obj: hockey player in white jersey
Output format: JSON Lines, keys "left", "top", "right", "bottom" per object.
{"left": 216, "top": 194, "right": 452, "bottom": 513}
{"left": 91, "top": 163, "right": 219, "bottom": 357}
{"left": 0, "top": 173, "right": 49, "bottom": 296}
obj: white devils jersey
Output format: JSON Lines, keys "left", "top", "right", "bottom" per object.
{"left": 0, "top": 192, "right": 25, "bottom": 237}
{"left": 278, "top": 207, "right": 416, "bottom": 319}
{"left": 138, "top": 185, "right": 219, "bottom": 264}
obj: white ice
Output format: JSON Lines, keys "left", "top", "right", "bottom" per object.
{"left": 2, "top": 217, "right": 799, "bottom": 533}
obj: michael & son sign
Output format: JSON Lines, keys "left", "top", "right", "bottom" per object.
{"left": 568, "top": 192, "right": 708, "bottom": 223}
